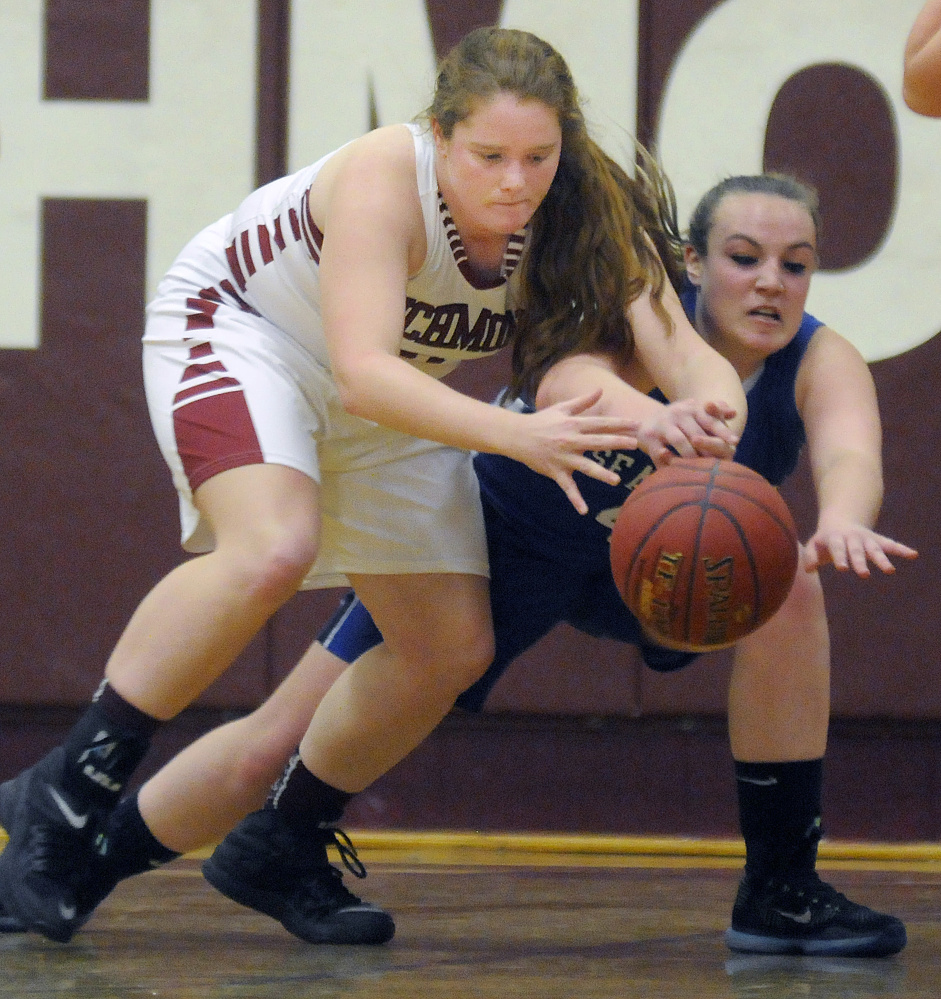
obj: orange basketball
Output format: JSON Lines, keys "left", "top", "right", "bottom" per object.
{"left": 610, "top": 457, "right": 799, "bottom": 652}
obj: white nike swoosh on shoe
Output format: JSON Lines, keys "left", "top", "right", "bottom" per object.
{"left": 46, "top": 786, "right": 89, "bottom": 830}
{"left": 774, "top": 907, "right": 813, "bottom": 924}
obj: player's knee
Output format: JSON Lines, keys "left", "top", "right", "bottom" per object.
{"left": 399, "top": 624, "right": 493, "bottom": 696}
{"left": 778, "top": 559, "right": 825, "bottom": 620}
{"left": 230, "top": 735, "right": 296, "bottom": 792}
{"left": 223, "top": 528, "right": 318, "bottom": 605}
{"left": 435, "top": 625, "right": 495, "bottom": 692}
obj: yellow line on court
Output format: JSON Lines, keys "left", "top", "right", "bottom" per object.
{"left": 185, "top": 830, "right": 941, "bottom": 872}
{"left": 7, "top": 827, "right": 941, "bottom": 871}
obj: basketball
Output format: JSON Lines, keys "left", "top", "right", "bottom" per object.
{"left": 610, "top": 457, "right": 799, "bottom": 652}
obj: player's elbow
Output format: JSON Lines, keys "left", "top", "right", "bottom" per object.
{"left": 332, "top": 356, "right": 383, "bottom": 418}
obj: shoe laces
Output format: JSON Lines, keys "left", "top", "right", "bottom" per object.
{"left": 23, "top": 821, "right": 89, "bottom": 884}
{"left": 767, "top": 870, "right": 852, "bottom": 918}
{"left": 316, "top": 825, "right": 368, "bottom": 880}
{"left": 287, "top": 827, "right": 371, "bottom": 917}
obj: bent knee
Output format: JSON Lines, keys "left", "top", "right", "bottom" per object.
{"left": 229, "top": 741, "right": 295, "bottom": 793}
{"left": 780, "top": 562, "right": 825, "bottom": 617}
{"left": 222, "top": 529, "right": 319, "bottom": 603}
{"left": 426, "top": 625, "right": 495, "bottom": 693}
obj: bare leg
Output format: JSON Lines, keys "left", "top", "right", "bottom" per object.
{"left": 106, "top": 464, "right": 320, "bottom": 718}
{"left": 140, "top": 641, "right": 349, "bottom": 853}
{"left": 727, "top": 559, "right": 829, "bottom": 762}
{"left": 297, "top": 572, "right": 493, "bottom": 791}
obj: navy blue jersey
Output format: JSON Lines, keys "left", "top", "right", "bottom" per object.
{"left": 320, "top": 288, "right": 823, "bottom": 711}
{"left": 474, "top": 286, "right": 820, "bottom": 573}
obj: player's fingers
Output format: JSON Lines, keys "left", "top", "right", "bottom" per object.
{"left": 826, "top": 536, "right": 850, "bottom": 572}
{"left": 558, "top": 389, "right": 604, "bottom": 416}
{"left": 689, "top": 434, "right": 736, "bottom": 460}
{"left": 884, "top": 539, "right": 919, "bottom": 559}
{"left": 703, "top": 400, "right": 738, "bottom": 422}
{"left": 554, "top": 473, "right": 588, "bottom": 515}
{"left": 866, "top": 536, "right": 917, "bottom": 573}
{"left": 866, "top": 545, "right": 896, "bottom": 574}
{"left": 580, "top": 431, "right": 639, "bottom": 449}
{"left": 573, "top": 456, "right": 620, "bottom": 486}
{"left": 572, "top": 417, "right": 640, "bottom": 437}
{"left": 845, "top": 540, "right": 873, "bottom": 577}
{"left": 654, "top": 424, "right": 698, "bottom": 457}
{"left": 802, "top": 535, "right": 831, "bottom": 571}
{"left": 696, "top": 412, "right": 739, "bottom": 443}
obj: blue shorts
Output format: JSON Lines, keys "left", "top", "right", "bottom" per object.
{"left": 318, "top": 494, "right": 699, "bottom": 712}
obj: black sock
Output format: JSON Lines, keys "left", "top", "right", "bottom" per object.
{"left": 735, "top": 758, "right": 823, "bottom": 881}
{"left": 268, "top": 752, "right": 355, "bottom": 836}
{"left": 59, "top": 681, "right": 161, "bottom": 810}
{"left": 98, "top": 792, "right": 180, "bottom": 883}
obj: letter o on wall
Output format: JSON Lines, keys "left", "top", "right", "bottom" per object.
{"left": 657, "top": 0, "right": 941, "bottom": 361}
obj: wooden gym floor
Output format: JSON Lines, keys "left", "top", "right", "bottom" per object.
{"left": 1, "top": 832, "right": 940, "bottom": 998}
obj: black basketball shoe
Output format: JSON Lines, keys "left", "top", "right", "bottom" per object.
{"left": 725, "top": 869, "right": 907, "bottom": 957}
{"left": 0, "top": 747, "right": 106, "bottom": 942}
{"left": 202, "top": 808, "right": 395, "bottom": 945}
{"left": 0, "top": 902, "right": 26, "bottom": 933}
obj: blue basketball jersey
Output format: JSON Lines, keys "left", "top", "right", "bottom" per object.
{"left": 473, "top": 285, "right": 820, "bottom": 573}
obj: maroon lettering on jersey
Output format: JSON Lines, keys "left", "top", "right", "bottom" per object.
{"left": 403, "top": 298, "right": 515, "bottom": 356}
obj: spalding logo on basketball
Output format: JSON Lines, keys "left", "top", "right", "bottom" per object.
{"left": 610, "top": 457, "right": 799, "bottom": 652}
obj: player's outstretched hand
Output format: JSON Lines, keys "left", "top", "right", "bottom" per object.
{"left": 636, "top": 399, "right": 739, "bottom": 467}
{"left": 803, "top": 517, "right": 919, "bottom": 577}
{"left": 509, "top": 389, "right": 639, "bottom": 514}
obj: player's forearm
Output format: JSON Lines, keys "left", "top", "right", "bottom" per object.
{"left": 535, "top": 354, "right": 663, "bottom": 420}
{"left": 336, "top": 350, "right": 524, "bottom": 455}
{"left": 813, "top": 450, "right": 885, "bottom": 531}
{"left": 670, "top": 350, "right": 747, "bottom": 437}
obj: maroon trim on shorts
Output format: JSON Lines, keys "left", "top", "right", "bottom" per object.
{"left": 172, "top": 340, "right": 265, "bottom": 491}
{"left": 174, "top": 387, "right": 265, "bottom": 492}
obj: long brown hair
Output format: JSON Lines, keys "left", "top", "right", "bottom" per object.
{"left": 423, "top": 27, "right": 682, "bottom": 399}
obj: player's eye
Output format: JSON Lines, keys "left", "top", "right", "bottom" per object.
{"left": 730, "top": 254, "right": 758, "bottom": 267}
{"left": 783, "top": 261, "right": 807, "bottom": 275}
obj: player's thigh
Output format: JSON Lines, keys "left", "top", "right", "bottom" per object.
{"left": 144, "top": 308, "right": 324, "bottom": 555}
{"left": 194, "top": 463, "right": 320, "bottom": 559}
{"left": 350, "top": 571, "right": 493, "bottom": 669}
